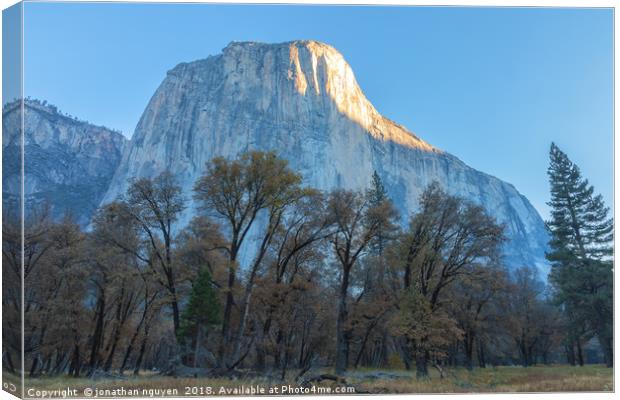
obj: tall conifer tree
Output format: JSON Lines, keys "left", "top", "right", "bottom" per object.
{"left": 178, "top": 267, "right": 221, "bottom": 366}
{"left": 367, "top": 170, "right": 391, "bottom": 256}
{"left": 546, "top": 142, "right": 613, "bottom": 367}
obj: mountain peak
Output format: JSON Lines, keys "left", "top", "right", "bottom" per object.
{"left": 218, "top": 40, "right": 437, "bottom": 152}
{"left": 223, "top": 39, "right": 335, "bottom": 51}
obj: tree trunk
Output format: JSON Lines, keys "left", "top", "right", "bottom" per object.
{"left": 3, "top": 351, "right": 16, "bottom": 373}
{"left": 280, "top": 348, "right": 289, "bottom": 381}
{"left": 51, "top": 351, "right": 68, "bottom": 375}
{"left": 229, "top": 225, "right": 275, "bottom": 369}
{"left": 193, "top": 326, "right": 202, "bottom": 368}
{"left": 464, "top": 332, "right": 474, "bottom": 371}
{"left": 354, "top": 322, "right": 376, "bottom": 368}
{"left": 133, "top": 337, "right": 148, "bottom": 376}
{"left": 602, "top": 336, "right": 613, "bottom": 368}
{"left": 576, "top": 340, "right": 584, "bottom": 366}
{"left": 476, "top": 338, "right": 486, "bottom": 368}
{"left": 171, "top": 293, "right": 180, "bottom": 337}
{"left": 103, "top": 327, "right": 121, "bottom": 372}
{"left": 120, "top": 291, "right": 152, "bottom": 374}
{"left": 218, "top": 261, "right": 236, "bottom": 367}
{"left": 42, "top": 355, "right": 52, "bottom": 375}
{"left": 371, "top": 331, "right": 388, "bottom": 368}
{"left": 565, "top": 342, "right": 576, "bottom": 366}
{"left": 120, "top": 331, "right": 140, "bottom": 375}
{"left": 399, "top": 339, "right": 412, "bottom": 370}
{"left": 596, "top": 330, "right": 613, "bottom": 368}
{"left": 88, "top": 293, "right": 106, "bottom": 372}
{"left": 527, "top": 344, "right": 536, "bottom": 366}
{"left": 69, "top": 345, "right": 81, "bottom": 377}
{"left": 163, "top": 258, "right": 180, "bottom": 337}
{"left": 255, "top": 304, "right": 276, "bottom": 371}
{"left": 519, "top": 340, "right": 529, "bottom": 367}
{"left": 255, "top": 348, "right": 266, "bottom": 371}
{"left": 29, "top": 355, "right": 39, "bottom": 378}
{"left": 415, "top": 350, "right": 429, "bottom": 379}
{"left": 229, "top": 282, "right": 254, "bottom": 368}
{"left": 274, "top": 329, "right": 284, "bottom": 369}
{"left": 335, "top": 266, "right": 351, "bottom": 375}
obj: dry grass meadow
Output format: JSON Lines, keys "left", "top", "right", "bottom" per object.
{"left": 4, "top": 364, "right": 612, "bottom": 397}
{"left": 353, "top": 364, "right": 613, "bottom": 393}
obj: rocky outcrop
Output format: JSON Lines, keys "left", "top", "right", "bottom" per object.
{"left": 2, "top": 99, "right": 127, "bottom": 226}
{"left": 100, "top": 40, "right": 548, "bottom": 274}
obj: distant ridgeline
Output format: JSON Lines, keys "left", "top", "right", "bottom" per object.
{"left": 3, "top": 98, "right": 123, "bottom": 134}
{"left": 2, "top": 99, "right": 127, "bottom": 226}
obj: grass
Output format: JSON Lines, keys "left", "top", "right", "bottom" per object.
{"left": 5, "top": 364, "right": 613, "bottom": 397}
{"left": 349, "top": 364, "right": 613, "bottom": 393}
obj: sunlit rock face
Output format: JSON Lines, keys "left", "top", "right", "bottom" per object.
{"left": 103, "top": 40, "right": 549, "bottom": 275}
{"left": 2, "top": 100, "right": 127, "bottom": 226}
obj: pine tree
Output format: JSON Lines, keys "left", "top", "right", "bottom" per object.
{"left": 546, "top": 142, "right": 613, "bottom": 367}
{"left": 366, "top": 170, "right": 391, "bottom": 256}
{"left": 368, "top": 170, "right": 388, "bottom": 206}
{"left": 178, "top": 267, "right": 221, "bottom": 367}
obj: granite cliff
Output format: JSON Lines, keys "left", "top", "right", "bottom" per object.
{"left": 102, "top": 40, "right": 549, "bottom": 273}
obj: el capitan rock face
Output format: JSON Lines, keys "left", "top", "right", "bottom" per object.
{"left": 3, "top": 100, "right": 127, "bottom": 226}
{"left": 97, "top": 39, "right": 548, "bottom": 273}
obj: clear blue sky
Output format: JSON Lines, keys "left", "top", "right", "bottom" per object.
{"left": 16, "top": 3, "right": 614, "bottom": 219}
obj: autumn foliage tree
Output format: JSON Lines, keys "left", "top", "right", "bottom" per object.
{"left": 193, "top": 151, "right": 310, "bottom": 369}
{"left": 327, "top": 188, "right": 398, "bottom": 374}
{"left": 391, "top": 183, "right": 505, "bottom": 378}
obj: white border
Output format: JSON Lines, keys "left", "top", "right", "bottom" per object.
{"left": 0, "top": 2, "right": 616, "bottom": 400}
